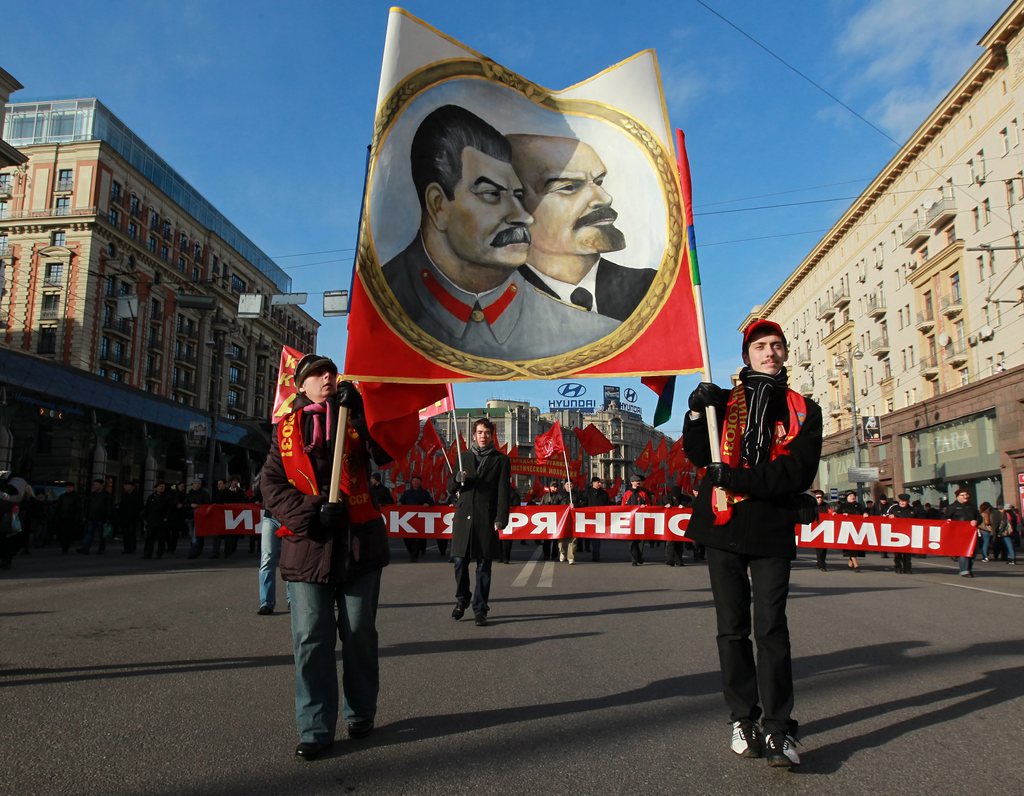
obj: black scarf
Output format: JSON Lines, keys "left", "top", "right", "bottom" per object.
{"left": 739, "top": 366, "right": 788, "bottom": 467}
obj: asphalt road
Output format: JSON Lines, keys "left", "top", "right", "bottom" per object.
{"left": 2, "top": 540, "right": 1023, "bottom": 795}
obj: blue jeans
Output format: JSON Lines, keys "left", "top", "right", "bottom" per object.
{"left": 453, "top": 556, "right": 492, "bottom": 616}
{"left": 958, "top": 553, "right": 974, "bottom": 574}
{"left": 287, "top": 570, "right": 382, "bottom": 743}
{"left": 259, "top": 515, "right": 282, "bottom": 609}
{"left": 80, "top": 519, "right": 106, "bottom": 553}
{"left": 979, "top": 531, "right": 993, "bottom": 558}
{"left": 999, "top": 535, "right": 1016, "bottom": 562}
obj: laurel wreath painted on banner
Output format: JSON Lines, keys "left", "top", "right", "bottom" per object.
{"left": 359, "top": 58, "right": 684, "bottom": 380}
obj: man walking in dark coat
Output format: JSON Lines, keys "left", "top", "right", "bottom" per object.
{"left": 116, "top": 480, "right": 143, "bottom": 555}
{"left": 683, "top": 319, "right": 822, "bottom": 769}
{"left": 77, "top": 478, "right": 112, "bottom": 554}
{"left": 398, "top": 476, "right": 432, "bottom": 562}
{"left": 450, "top": 417, "right": 510, "bottom": 626}
{"left": 582, "top": 476, "right": 612, "bottom": 561}
{"left": 889, "top": 494, "right": 917, "bottom": 574}
{"left": 54, "top": 482, "right": 83, "bottom": 554}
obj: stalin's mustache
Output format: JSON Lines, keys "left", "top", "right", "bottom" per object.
{"left": 490, "top": 225, "right": 532, "bottom": 248}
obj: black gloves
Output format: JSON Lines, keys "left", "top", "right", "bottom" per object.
{"left": 319, "top": 500, "right": 347, "bottom": 530}
{"left": 334, "top": 380, "right": 363, "bottom": 412}
{"left": 705, "top": 462, "right": 733, "bottom": 489}
{"left": 688, "top": 382, "right": 723, "bottom": 413}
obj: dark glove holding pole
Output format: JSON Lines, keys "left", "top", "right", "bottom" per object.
{"left": 319, "top": 500, "right": 347, "bottom": 530}
{"left": 334, "top": 380, "right": 363, "bottom": 412}
{"left": 688, "top": 382, "right": 723, "bottom": 414}
{"left": 705, "top": 462, "right": 734, "bottom": 489}
{"left": 456, "top": 470, "right": 469, "bottom": 484}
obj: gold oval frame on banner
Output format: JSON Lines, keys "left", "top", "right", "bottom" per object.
{"left": 359, "top": 58, "right": 684, "bottom": 380}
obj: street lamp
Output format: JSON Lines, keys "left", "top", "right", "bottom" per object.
{"left": 836, "top": 343, "right": 864, "bottom": 502}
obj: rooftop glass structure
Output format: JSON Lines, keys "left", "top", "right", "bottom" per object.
{"left": 3, "top": 98, "right": 291, "bottom": 292}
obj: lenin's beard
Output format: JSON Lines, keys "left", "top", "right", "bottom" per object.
{"left": 490, "top": 225, "right": 532, "bottom": 248}
{"left": 573, "top": 206, "right": 625, "bottom": 252}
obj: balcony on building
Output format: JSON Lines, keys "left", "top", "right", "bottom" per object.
{"left": 145, "top": 362, "right": 161, "bottom": 379}
{"left": 826, "top": 369, "right": 840, "bottom": 385}
{"left": 798, "top": 382, "right": 814, "bottom": 395}
{"left": 102, "top": 317, "right": 132, "bottom": 337}
{"left": 866, "top": 293, "right": 887, "bottom": 319}
{"left": 926, "top": 196, "right": 956, "bottom": 229}
{"left": 172, "top": 373, "right": 196, "bottom": 393}
{"left": 827, "top": 401, "right": 845, "bottom": 417}
{"left": 816, "top": 302, "right": 836, "bottom": 321}
{"left": 869, "top": 333, "right": 890, "bottom": 357}
{"left": 796, "top": 349, "right": 811, "bottom": 368}
{"left": 919, "top": 354, "right": 940, "bottom": 380}
{"left": 100, "top": 351, "right": 127, "bottom": 366}
{"left": 915, "top": 310, "right": 936, "bottom": 332}
{"left": 42, "top": 273, "right": 64, "bottom": 287}
{"left": 940, "top": 293, "right": 963, "bottom": 317}
{"left": 147, "top": 330, "right": 162, "bottom": 350}
{"left": 943, "top": 340, "right": 968, "bottom": 366}
{"left": 901, "top": 218, "right": 929, "bottom": 249}
{"left": 0, "top": 183, "right": 12, "bottom": 199}
{"left": 830, "top": 286, "right": 851, "bottom": 309}
{"left": 39, "top": 306, "right": 59, "bottom": 320}
{"left": 173, "top": 349, "right": 196, "bottom": 365}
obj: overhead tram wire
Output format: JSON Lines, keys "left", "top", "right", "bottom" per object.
{"left": 694, "top": 1, "right": 1022, "bottom": 240}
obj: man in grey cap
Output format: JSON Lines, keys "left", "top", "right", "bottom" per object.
{"left": 620, "top": 473, "right": 653, "bottom": 565}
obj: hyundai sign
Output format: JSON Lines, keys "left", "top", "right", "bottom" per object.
{"left": 549, "top": 383, "right": 596, "bottom": 413}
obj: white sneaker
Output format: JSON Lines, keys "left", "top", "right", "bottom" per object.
{"left": 765, "top": 733, "right": 800, "bottom": 767}
{"left": 730, "top": 720, "right": 762, "bottom": 758}
{"left": 559, "top": 553, "right": 566, "bottom": 562}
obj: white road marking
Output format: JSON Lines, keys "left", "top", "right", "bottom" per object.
{"left": 511, "top": 547, "right": 543, "bottom": 587}
{"left": 941, "top": 582, "right": 1024, "bottom": 598}
{"left": 537, "top": 561, "right": 555, "bottom": 588}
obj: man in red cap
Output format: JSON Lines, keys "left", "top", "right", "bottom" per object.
{"left": 683, "top": 318, "right": 822, "bottom": 769}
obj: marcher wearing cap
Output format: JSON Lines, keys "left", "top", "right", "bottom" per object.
{"left": 943, "top": 488, "right": 981, "bottom": 577}
{"left": 888, "top": 493, "right": 917, "bottom": 573}
{"left": 621, "top": 474, "right": 653, "bottom": 565}
{"left": 261, "top": 355, "right": 392, "bottom": 760}
{"left": 683, "top": 318, "right": 822, "bottom": 768}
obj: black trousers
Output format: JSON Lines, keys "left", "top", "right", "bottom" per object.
{"left": 815, "top": 547, "right": 828, "bottom": 569}
{"left": 706, "top": 547, "right": 797, "bottom": 736}
{"left": 453, "top": 557, "right": 492, "bottom": 617}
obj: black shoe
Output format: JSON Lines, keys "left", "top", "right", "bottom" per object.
{"left": 631, "top": 561, "right": 639, "bottom": 567}
{"left": 257, "top": 605, "right": 274, "bottom": 616}
{"left": 764, "top": 732, "right": 800, "bottom": 768}
{"left": 347, "top": 720, "right": 374, "bottom": 739}
{"left": 452, "top": 604, "right": 466, "bottom": 620}
{"left": 474, "top": 614, "right": 488, "bottom": 626}
{"left": 294, "top": 741, "right": 333, "bottom": 761}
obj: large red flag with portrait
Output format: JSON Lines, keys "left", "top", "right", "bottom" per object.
{"left": 343, "top": 9, "right": 702, "bottom": 387}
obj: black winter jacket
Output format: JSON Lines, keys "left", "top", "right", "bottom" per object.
{"left": 683, "top": 388, "right": 822, "bottom": 559}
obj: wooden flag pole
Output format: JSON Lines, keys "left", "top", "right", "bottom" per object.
{"left": 328, "top": 405, "right": 350, "bottom": 504}
{"left": 561, "top": 449, "right": 574, "bottom": 507}
{"left": 677, "top": 128, "right": 726, "bottom": 515}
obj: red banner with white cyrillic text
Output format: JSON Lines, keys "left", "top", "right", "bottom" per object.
{"left": 381, "top": 506, "right": 978, "bottom": 556}
{"left": 195, "top": 504, "right": 261, "bottom": 536}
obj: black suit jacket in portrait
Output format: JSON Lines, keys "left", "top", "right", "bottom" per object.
{"left": 518, "top": 258, "right": 656, "bottom": 322}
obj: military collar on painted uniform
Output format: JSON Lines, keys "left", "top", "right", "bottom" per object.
{"left": 417, "top": 265, "right": 525, "bottom": 344}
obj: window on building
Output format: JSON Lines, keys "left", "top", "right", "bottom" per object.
{"left": 51, "top": 230, "right": 66, "bottom": 247}
{"left": 0, "top": 173, "right": 11, "bottom": 192}
{"left": 230, "top": 274, "right": 246, "bottom": 293}
{"left": 148, "top": 235, "right": 157, "bottom": 253}
{"left": 129, "top": 195, "right": 141, "bottom": 217}
{"left": 128, "top": 222, "right": 137, "bottom": 240}
{"left": 229, "top": 366, "right": 241, "bottom": 384}
{"left": 38, "top": 327, "right": 56, "bottom": 355}
{"left": 108, "top": 207, "right": 120, "bottom": 227}
{"left": 976, "top": 149, "right": 986, "bottom": 181}
{"left": 977, "top": 255, "right": 986, "bottom": 282}
{"left": 100, "top": 336, "right": 110, "bottom": 358}
{"left": 0, "top": 200, "right": 9, "bottom": 219}
{"left": 149, "top": 210, "right": 159, "bottom": 230}
{"left": 227, "top": 389, "right": 239, "bottom": 407}
{"left": 1001, "top": 128, "right": 1010, "bottom": 155}
{"left": 972, "top": 206, "right": 980, "bottom": 232}
{"left": 983, "top": 199, "right": 991, "bottom": 225}
{"left": 44, "top": 262, "right": 63, "bottom": 284}
{"left": 162, "top": 220, "right": 171, "bottom": 239}
{"left": 105, "top": 277, "right": 117, "bottom": 297}
{"left": 110, "top": 181, "right": 121, "bottom": 201}
{"left": 160, "top": 244, "right": 169, "bottom": 262}
{"left": 57, "top": 168, "right": 73, "bottom": 191}
{"left": 55, "top": 197, "right": 70, "bottom": 216}
{"left": 177, "top": 256, "right": 186, "bottom": 272}
{"left": 959, "top": 367, "right": 970, "bottom": 386}
{"left": 193, "top": 243, "right": 202, "bottom": 261}
{"left": 950, "top": 272, "right": 961, "bottom": 302}
{"left": 179, "top": 231, "right": 188, "bottom": 251}
{"left": 192, "top": 265, "right": 200, "bottom": 282}
{"left": 0, "top": 234, "right": 7, "bottom": 254}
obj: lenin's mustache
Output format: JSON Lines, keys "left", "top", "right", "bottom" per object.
{"left": 491, "top": 225, "right": 531, "bottom": 247}
{"left": 573, "top": 206, "right": 618, "bottom": 230}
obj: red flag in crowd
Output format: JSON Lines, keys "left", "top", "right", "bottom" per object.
{"left": 610, "top": 475, "right": 623, "bottom": 500}
{"left": 272, "top": 344, "right": 306, "bottom": 422}
{"left": 635, "top": 440, "right": 653, "bottom": 472}
{"left": 359, "top": 381, "right": 449, "bottom": 462}
{"left": 508, "top": 445, "right": 519, "bottom": 459}
{"left": 534, "top": 422, "right": 566, "bottom": 463}
{"left": 668, "top": 437, "right": 688, "bottom": 471}
{"left": 418, "top": 419, "right": 444, "bottom": 456}
{"left": 418, "top": 384, "right": 455, "bottom": 421}
{"left": 573, "top": 423, "right": 614, "bottom": 456}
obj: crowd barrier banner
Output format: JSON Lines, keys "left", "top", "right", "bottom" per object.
{"left": 381, "top": 505, "right": 978, "bottom": 557}
{"left": 195, "top": 503, "right": 261, "bottom": 536}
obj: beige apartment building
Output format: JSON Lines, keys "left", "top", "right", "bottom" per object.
{"left": 0, "top": 98, "right": 318, "bottom": 487}
{"left": 744, "top": 1, "right": 1024, "bottom": 511}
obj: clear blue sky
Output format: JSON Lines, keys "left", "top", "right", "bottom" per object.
{"left": 3, "top": 0, "right": 1007, "bottom": 433}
